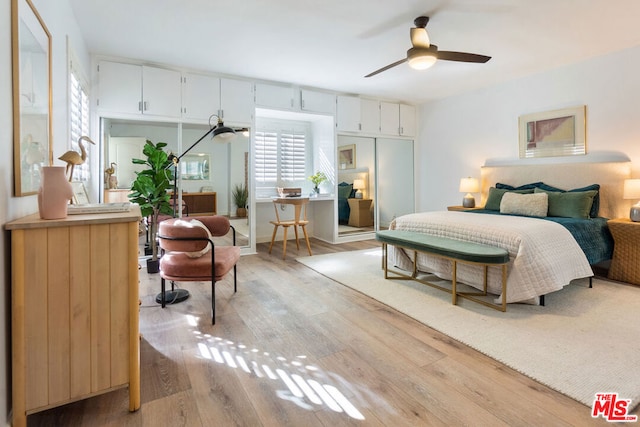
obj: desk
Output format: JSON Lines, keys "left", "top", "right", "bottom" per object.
{"left": 269, "top": 197, "right": 312, "bottom": 259}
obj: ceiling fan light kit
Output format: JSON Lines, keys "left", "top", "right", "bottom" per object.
{"left": 365, "top": 16, "right": 491, "bottom": 78}
{"left": 407, "top": 47, "right": 437, "bottom": 70}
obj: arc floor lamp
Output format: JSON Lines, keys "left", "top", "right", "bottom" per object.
{"left": 157, "top": 114, "right": 237, "bottom": 305}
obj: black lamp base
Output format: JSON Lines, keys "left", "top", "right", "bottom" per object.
{"left": 156, "top": 289, "right": 190, "bottom": 305}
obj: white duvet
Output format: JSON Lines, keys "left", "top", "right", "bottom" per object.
{"left": 389, "top": 211, "right": 593, "bottom": 303}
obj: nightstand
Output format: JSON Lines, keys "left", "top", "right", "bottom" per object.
{"left": 347, "top": 198, "right": 373, "bottom": 227}
{"left": 607, "top": 218, "right": 640, "bottom": 285}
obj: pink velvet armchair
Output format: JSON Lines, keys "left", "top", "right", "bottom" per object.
{"left": 157, "top": 216, "right": 240, "bottom": 324}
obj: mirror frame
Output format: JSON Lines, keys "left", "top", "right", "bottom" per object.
{"left": 12, "top": 0, "right": 52, "bottom": 196}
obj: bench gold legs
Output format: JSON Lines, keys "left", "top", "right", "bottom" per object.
{"left": 381, "top": 243, "right": 508, "bottom": 312}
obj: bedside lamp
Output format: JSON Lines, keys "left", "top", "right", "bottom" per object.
{"left": 353, "top": 179, "right": 365, "bottom": 199}
{"left": 623, "top": 179, "right": 640, "bottom": 221}
{"left": 459, "top": 177, "right": 479, "bottom": 208}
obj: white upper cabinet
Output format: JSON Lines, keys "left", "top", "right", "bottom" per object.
{"left": 97, "top": 61, "right": 142, "bottom": 115}
{"left": 182, "top": 75, "right": 252, "bottom": 124}
{"left": 300, "top": 89, "right": 335, "bottom": 114}
{"left": 220, "top": 78, "right": 253, "bottom": 124}
{"left": 97, "top": 61, "right": 181, "bottom": 118}
{"left": 399, "top": 104, "right": 416, "bottom": 137}
{"left": 336, "top": 96, "right": 380, "bottom": 133}
{"left": 336, "top": 95, "right": 360, "bottom": 132}
{"left": 255, "top": 83, "right": 296, "bottom": 110}
{"left": 182, "top": 73, "right": 221, "bottom": 121}
{"left": 360, "top": 98, "right": 380, "bottom": 134}
{"left": 379, "top": 101, "right": 415, "bottom": 136}
{"left": 380, "top": 101, "right": 400, "bottom": 135}
{"left": 142, "top": 66, "right": 182, "bottom": 117}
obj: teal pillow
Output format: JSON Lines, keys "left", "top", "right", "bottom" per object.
{"left": 337, "top": 183, "right": 353, "bottom": 200}
{"left": 484, "top": 187, "right": 534, "bottom": 211}
{"left": 537, "top": 183, "right": 601, "bottom": 217}
{"left": 534, "top": 188, "right": 597, "bottom": 219}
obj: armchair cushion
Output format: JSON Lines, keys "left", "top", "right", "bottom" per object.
{"left": 160, "top": 218, "right": 211, "bottom": 258}
{"left": 160, "top": 246, "right": 240, "bottom": 281}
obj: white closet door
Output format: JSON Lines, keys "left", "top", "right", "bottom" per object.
{"left": 376, "top": 138, "right": 414, "bottom": 229}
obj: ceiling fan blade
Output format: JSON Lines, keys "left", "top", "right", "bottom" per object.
{"left": 410, "top": 27, "right": 430, "bottom": 48}
{"left": 364, "top": 58, "right": 408, "bottom": 78}
{"left": 438, "top": 51, "right": 491, "bottom": 63}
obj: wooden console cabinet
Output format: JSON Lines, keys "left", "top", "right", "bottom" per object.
{"left": 5, "top": 207, "right": 142, "bottom": 427}
{"left": 179, "top": 192, "right": 217, "bottom": 215}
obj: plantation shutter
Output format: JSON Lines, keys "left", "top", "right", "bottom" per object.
{"left": 280, "top": 130, "right": 306, "bottom": 181}
{"left": 69, "top": 65, "right": 91, "bottom": 181}
{"left": 255, "top": 130, "right": 278, "bottom": 183}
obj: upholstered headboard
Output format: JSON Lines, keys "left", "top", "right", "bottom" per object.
{"left": 337, "top": 169, "right": 369, "bottom": 199}
{"left": 480, "top": 161, "right": 632, "bottom": 219}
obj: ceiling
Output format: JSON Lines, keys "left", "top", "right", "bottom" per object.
{"left": 68, "top": 0, "right": 640, "bottom": 105}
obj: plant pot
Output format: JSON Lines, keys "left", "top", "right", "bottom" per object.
{"left": 236, "top": 207, "right": 247, "bottom": 218}
{"left": 147, "top": 258, "right": 160, "bottom": 274}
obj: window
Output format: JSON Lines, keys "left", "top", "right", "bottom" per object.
{"left": 255, "top": 120, "right": 310, "bottom": 190}
{"left": 68, "top": 55, "right": 91, "bottom": 182}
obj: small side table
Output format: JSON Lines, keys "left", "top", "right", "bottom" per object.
{"left": 607, "top": 218, "right": 640, "bottom": 285}
{"left": 348, "top": 198, "right": 373, "bottom": 227}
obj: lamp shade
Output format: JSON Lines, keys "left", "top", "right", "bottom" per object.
{"left": 459, "top": 177, "right": 479, "bottom": 193}
{"left": 353, "top": 179, "right": 365, "bottom": 190}
{"left": 623, "top": 179, "right": 640, "bottom": 200}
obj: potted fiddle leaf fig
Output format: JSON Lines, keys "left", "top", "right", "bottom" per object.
{"left": 128, "top": 140, "right": 174, "bottom": 273}
{"left": 232, "top": 183, "right": 248, "bottom": 218}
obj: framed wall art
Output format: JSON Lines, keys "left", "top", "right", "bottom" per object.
{"left": 518, "top": 105, "right": 586, "bottom": 159}
{"left": 12, "top": 0, "right": 52, "bottom": 196}
{"left": 338, "top": 144, "right": 355, "bottom": 170}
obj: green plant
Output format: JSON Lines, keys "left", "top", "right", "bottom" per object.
{"left": 232, "top": 183, "right": 248, "bottom": 209}
{"left": 308, "top": 171, "right": 328, "bottom": 188}
{"left": 128, "top": 140, "right": 174, "bottom": 262}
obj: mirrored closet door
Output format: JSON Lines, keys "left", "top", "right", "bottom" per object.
{"left": 337, "top": 135, "right": 376, "bottom": 236}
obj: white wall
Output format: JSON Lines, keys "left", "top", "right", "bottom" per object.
{"left": 1, "top": 0, "right": 89, "bottom": 423}
{"left": 417, "top": 45, "right": 640, "bottom": 212}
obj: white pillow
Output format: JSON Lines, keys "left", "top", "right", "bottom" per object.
{"left": 174, "top": 219, "right": 212, "bottom": 258}
{"left": 500, "top": 192, "right": 548, "bottom": 217}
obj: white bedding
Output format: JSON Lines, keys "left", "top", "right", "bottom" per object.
{"left": 389, "top": 211, "right": 593, "bottom": 303}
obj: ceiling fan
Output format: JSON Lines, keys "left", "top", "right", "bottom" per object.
{"left": 365, "top": 16, "right": 491, "bottom": 78}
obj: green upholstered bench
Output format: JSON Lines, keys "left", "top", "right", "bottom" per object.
{"left": 375, "top": 230, "right": 510, "bottom": 311}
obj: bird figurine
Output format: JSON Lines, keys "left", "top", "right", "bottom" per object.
{"left": 105, "top": 162, "right": 118, "bottom": 189}
{"left": 58, "top": 135, "right": 95, "bottom": 181}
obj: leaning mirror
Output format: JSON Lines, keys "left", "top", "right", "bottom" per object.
{"left": 12, "top": 0, "right": 52, "bottom": 196}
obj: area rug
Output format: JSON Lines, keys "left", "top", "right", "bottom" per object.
{"left": 297, "top": 249, "right": 640, "bottom": 408}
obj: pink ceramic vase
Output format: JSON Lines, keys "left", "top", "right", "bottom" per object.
{"left": 38, "top": 166, "right": 74, "bottom": 219}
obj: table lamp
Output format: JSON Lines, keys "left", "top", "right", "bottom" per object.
{"left": 623, "top": 179, "right": 640, "bottom": 221}
{"left": 353, "top": 179, "right": 365, "bottom": 199}
{"left": 459, "top": 177, "right": 479, "bottom": 208}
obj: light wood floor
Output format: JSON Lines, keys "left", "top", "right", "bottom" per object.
{"left": 27, "top": 238, "right": 633, "bottom": 426}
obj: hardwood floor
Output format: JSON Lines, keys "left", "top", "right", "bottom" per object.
{"left": 27, "top": 238, "right": 633, "bottom": 426}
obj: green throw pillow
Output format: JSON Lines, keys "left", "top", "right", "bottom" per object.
{"left": 533, "top": 188, "right": 597, "bottom": 219}
{"left": 484, "top": 187, "right": 534, "bottom": 211}
{"left": 337, "top": 183, "right": 353, "bottom": 200}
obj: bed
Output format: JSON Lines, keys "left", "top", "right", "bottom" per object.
{"left": 389, "top": 159, "right": 632, "bottom": 304}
